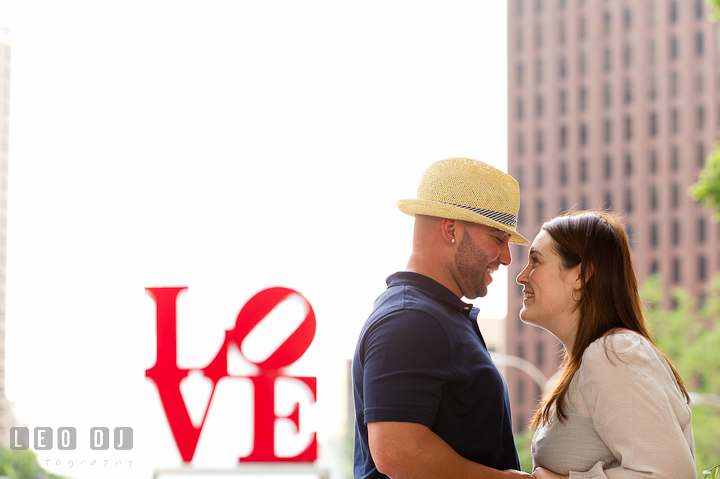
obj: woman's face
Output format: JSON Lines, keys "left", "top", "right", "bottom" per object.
{"left": 516, "top": 230, "right": 581, "bottom": 344}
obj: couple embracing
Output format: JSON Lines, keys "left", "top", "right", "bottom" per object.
{"left": 352, "top": 158, "right": 696, "bottom": 479}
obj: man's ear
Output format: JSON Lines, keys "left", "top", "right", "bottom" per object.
{"left": 441, "top": 218, "right": 460, "bottom": 245}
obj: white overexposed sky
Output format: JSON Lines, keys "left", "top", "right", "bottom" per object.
{"left": 0, "top": 2, "right": 512, "bottom": 478}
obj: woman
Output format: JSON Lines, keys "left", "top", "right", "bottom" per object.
{"left": 516, "top": 212, "right": 695, "bottom": 479}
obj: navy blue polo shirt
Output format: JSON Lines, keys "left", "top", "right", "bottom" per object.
{"left": 353, "top": 272, "right": 520, "bottom": 479}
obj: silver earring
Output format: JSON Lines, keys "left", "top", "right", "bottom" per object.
{"left": 451, "top": 238, "right": 455, "bottom": 243}
{"left": 571, "top": 288, "right": 580, "bottom": 303}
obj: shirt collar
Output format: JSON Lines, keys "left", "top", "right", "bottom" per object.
{"left": 386, "top": 271, "right": 476, "bottom": 318}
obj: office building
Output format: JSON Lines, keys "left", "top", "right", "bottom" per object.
{"left": 506, "top": 0, "right": 720, "bottom": 431}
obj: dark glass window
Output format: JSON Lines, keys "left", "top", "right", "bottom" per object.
{"left": 579, "top": 87, "right": 587, "bottom": 111}
{"left": 537, "top": 341, "right": 544, "bottom": 367}
{"left": 604, "top": 83, "right": 611, "bottom": 107}
{"left": 624, "top": 79, "right": 632, "bottom": 104}
{"left": 672, "top": 183, "right": 680, "bottom": 208}
{"left": 604, "top": 119, "right": 611, "bottom": 143}
{"left": 604, "top": 155, "right": 612, "bottom": 179}
{"left": 536, "top": 164, "right": 544, "bottom": 188}
{"left": 625, "top": 188, "right": 633, "bottom": 213}
{"left": 650, "top": 150, "right": 658, "bottom": 173}
{"left": 670, "top": 1, "right": 678, "bottom": 23}
{"left": 580, "top": 158, "right": 587, "bottom": 183}
{"left": 536, "top": 129, "right": 544, "bottom": 153}
{"left": 517, "top": 63, "right": 524, "bottom": 86}
{"left": 537, "top": 200, "right": 545, "bottom": 223}
{"left": 699, "top": 218, "right": 706, "bottom": 242}
{"left": 671, "top": 146, "right": 680, "bottom": 170}
{"left": 671, "top": 109, "right": 679, "bottom": 134}
{"left": 650, "top": 260, "right": 659, "bottom": 274}
{"left": 699, "top": 256, "right": 707, "bottom": 281}
{"left": 625, "top": 116, "right": 632, "bottom": 140}
{"left": 698, "top": 106, "right": 705, "bottom": 130}
{"left": 650, "top": 186, "right": 658, "bottom": 210}
{"left": 672, "top": 220, "right": 680, "bottom": 245}
{"left": 604, "top": 191, "right": 612, "bottom": 210}
{"left": 698, "top": 143, "right": 706, "bottom": 167}
{"left": 560, "top": 161, "right": 568, "bottom": 185}
{"left": 670, "top": 36, "right": 679, "bottom": 61}
{"left": 650, "top": 223, "right": 658, "bottom": 248}
{"left": 560, "top": 90, "right": 567, "bottom": 114}
{"left": 672, "top": 258, "right": 681, "bottom": 283}
{"left": 625, "top": 153, "right": 633, "bottom": 176}
{"left": 604, "top": 48, "right": 612, "bottom": 71}
{"left": 580, "top": 123, "right": 588, "bottom": 146}
{"left": 649, "top": 112, "right": 657, "bottom": 136}
{"left": 560, "top": 126, "right": 567, "bottom": 149}
{"left": 696, "top": 31, "right": 704, "bottom": 56}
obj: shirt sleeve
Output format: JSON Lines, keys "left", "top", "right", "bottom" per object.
{"left": 569, "top": 335, "right": 695, "bottom": 479}
{"left": 362, "top": 309, "right": 456, "bottom": 427}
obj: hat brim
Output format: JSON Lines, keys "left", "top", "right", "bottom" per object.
{"left": 397, "top": 198, "right": 530, "bottom": 246}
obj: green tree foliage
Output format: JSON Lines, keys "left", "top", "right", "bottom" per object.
{"left": 642, "top": 274, "right": 720, "bottom": 477}
{"left": 691, "top": 0, "right": 720, "bottom": 218}
{"left": 690, "top": 146, "right": 720, "bottom": 221}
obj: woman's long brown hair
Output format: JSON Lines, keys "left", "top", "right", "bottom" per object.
{"left": 530, "top": 211, "right": 689, "bottom": 428}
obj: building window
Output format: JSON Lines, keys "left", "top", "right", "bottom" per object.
{"left": 579, "top": 16, "right": 586, "bottom": 41}
{"left": 579, "top": 51, "right": 587, "bottom": 76}
{"left": 670, "top": 71, "right": 679, "bottom": 97}
{"left": 517, "top": 29, "right": 523, "bottom": 51}
{"left": 536, "top": 95, "right": 544, "bottom": 117}
{"left": 604, "top": 83, "right": 611, "bottom": 107}
{"left": 672, "top": 258, "right": 681, "bottom": 283}
{"left": 517, "top": 0, "right": 524, "bottom": 16}
{"left": 670, "top": 1, "right": 678, "bottom": 23}
{"left": 696, "top": 0, "right": 704, "bottom": 19}
{"left": 624, "top": 116, "right": 632, "bottom": 140}
{"left": 624, "top": 7, "right": 632, "bottom": 30}
{"left": 559, "top": 19, "right": 566, "bottom": 44}
{"left": 560, "top": 126, "right": 568, "bottom": 149}
{"left": 536, "top": 164, "right": 544, "bottom": 188}
{"left": 560, "top": 161, "right": 568, "bottom": 185}
{"left": 518, "top": 132, "right": 524, "bottom": 155}
{"left": 580, "top": 123, "right": 588, "bottom": 146}
{"left": 670, "top": 36, "right": 679, "bottom": 61}
{"left": 699, "top": 256, "right": 707, "bottom": 281}
{"left": 650, "top": 150, "right": 658, "bottom": 173}
{"left": 536, "top": 58, "right": 543, "bottom": 83}
{"left": 697, "top": 106, "right": 705, "bottom": 130}
{"left": 535, "top": 23, "right": 543, "bottom": 48}
{"left": 672, "top": 220, "right": 680, "bottom": 245}
{"left": 625, "top": 188, "right": 633, "bottom": 213}
{"left": 580, "top": 158, "right": 587, "bottom": 183}
{"left": 649, "top": 40, "right": 656, "bottom": 65}
{"left": 517, "top": 167, "right": 524, "bottom": 188}
{"left": 649, "top": 75, "right": 657, "bottom": 100}
{"left": 559, "top": 56, "right": 567, "bottom": 78}
{"left": 603, "top": 11, "right": 611, "bottom": 36}
{"left": 604, "top": 155, "right": 612, "bottom": 179}
{"left": 698, "top": 143, "right": 706, "bottom": 167}
{"left": 580, "top": 195, "right": 588, "bottom": 210}
{"left": 560, "top": 196, "right": 568, "bottom": 213}
{"left": 624, "top": 79, "right": 632, "bottom": 104}
{"left": 604, "top": 119, "right": 611, "bottom": 143}
{"left": 603, "top": 48, "right": 612, "bottom": 72}
{"left": 671, "top": 146, "right": 680, "bottom": 170}
{"left": 696, "top": 31, "right": 704, "bottom": 56}
{"left": 536, "top": 129, "right": 544, "bottom": 153}
{"left": 579, "top": 86, "right": 587, "bottom": 111}
{"left": 624, "top": 44, "right": 632, "bottom": 68}
{"left": 699, "top": 218, "right": 706, "bottom": 243}
{"left": 650, "top": 260, "right": 659, "bottom": 274}
{"left": 650, "top": 222, "right": 658, "bottom": 248}
{"left": 517, "top": 98, "right": 524, "bottom": 120}
{"left": 559, "top": 90, "right": 567, "bottom": 114}
{"left": 604, "top": 191, "right": 613, "bottom": 210}
{"left": 625, "top": 153, "right": 633, "bottom": 176}
{"left": 517, "top": 63, "right": 524, "bottom": 86}
{"left": 650, "top": 185, "right": 658, "bottom": 210}
{"left": 671, "top": 109, "right": 679, "bottom": 134}
{"left": 537, "top": 200, "right": 544, "bottom": 224}
{"left": 672, "top": 183, "right": 680, "bottom": 208}
{"left": 649, "top": 112, "right": 657, "bottom": 136}
{"left": 535, "top": 0, "right": 542, "bottom": 13}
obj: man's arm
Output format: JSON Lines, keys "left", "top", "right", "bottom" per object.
{"left": 368, "top": 422, "right": 531, "bottom": 479}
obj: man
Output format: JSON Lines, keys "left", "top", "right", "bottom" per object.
{"left": 353, "top": 158, "right": 531, "bottom": 479}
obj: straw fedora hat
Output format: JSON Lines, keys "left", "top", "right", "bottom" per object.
{"left": 398, "top": 158, "right": 529, "bottom": 245}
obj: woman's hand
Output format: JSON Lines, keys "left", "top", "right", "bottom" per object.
{"left": 532, "top": 467, "right": 568, "bottom": 479}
